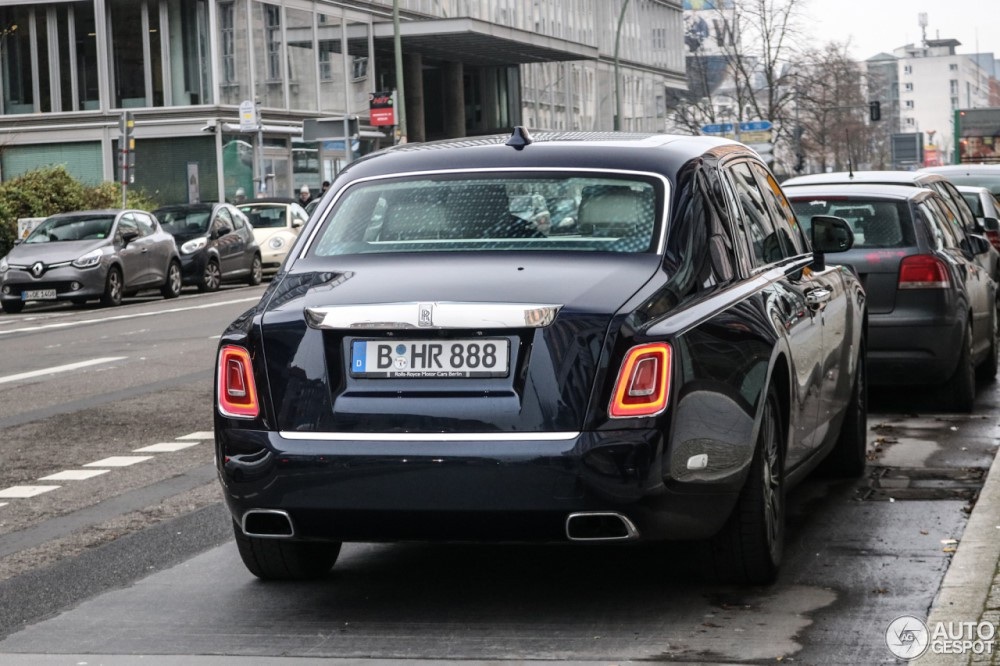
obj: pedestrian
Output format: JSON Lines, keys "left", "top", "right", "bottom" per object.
{"left": 299, "top": 185, "right": 312, "bottom": 206}
{"left": 321, "top": 180, "right": 330, "bottom": 194}
{"left": 233, "top": 187, "right": 247, "bottom": 204}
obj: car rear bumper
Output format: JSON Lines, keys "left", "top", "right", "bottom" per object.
{"left": 216, "top": 427, "right": 744, "bottom": 543}
{"left": 867, "top": 312, "right": 965, "bottom": 386}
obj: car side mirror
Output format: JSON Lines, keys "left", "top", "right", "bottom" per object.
{"left": 120, "top": 230, "right": 140, "bottom": 246}
{"left": 810, "top": 215, "right": 854, "bottom": 271}
{"left": 966, "top": 234, "right": 991, "bottom": 256}
{"left": 13, "top": 239, "right": 23, "bottom": 246}
{"left": 215, "top": 227, "right": 231, "bottom": 238}
{"left": 292, "top": 219, "right": 303, "bottom": 228}
{"left": 982, "top": 216, "right": 1000, "bottom": 232}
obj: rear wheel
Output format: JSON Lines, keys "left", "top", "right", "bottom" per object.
{"left": 2, "top": 300, "right": 24, "bottom": 314}
{"left": 817, "top": 341, "right": 868, "bottom": 478}
{"left": 99, "top": 266, "right": 123, "bottom": 307}
{"left": 233, "top": 522, "right": 341, "bottom": 580}
{"left": 709, "top": 384, "right": 784, "bottom": 584}
{"left": 945, "top": 321, "right": 976, "bottom": 412}
{"left": 161, "top": 260, "right": 182, "bottom": 299}
{"left": 248, "top": 254, "right": 263, "bottom": 286}
{"left": 197, "top": 259, "right": 221, "bottom": 292}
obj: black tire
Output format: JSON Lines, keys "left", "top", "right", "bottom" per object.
{"left": 1, "top": 300, "right": 24, "bottom": 314}
{"left": 248, "top": 254, "right": 263, "bottom": 286}
{"left": 978, "top": 306, "right": 998, "bottom": 382}
{"left": 709, "top": 385, "right": 784, "bottom": 585}
{"left": 945, "top": 320, "right": 976, "bottom": 412}
{"left": 197, "top": 259, "right": 221, "bottom": 293}
{"left": 817, "top": 342, "right": 868, "bottom": 478}
{"left": 99, "top": 266, "right": 123, "bottom": 307}
{"left": 233, "top": 521, "right": 341, "bottom": 581}
{"left": 161, "top": 260, "right": 182, "bottom": 299}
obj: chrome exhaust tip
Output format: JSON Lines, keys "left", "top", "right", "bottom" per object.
{"left": 242, "top": 509, "right": 295, "bottom": 538}
{"left": 565, "top": 512, "right": 639, "bottom": 542}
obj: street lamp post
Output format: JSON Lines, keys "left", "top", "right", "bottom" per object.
{"left": 613, "top": 0, "right": 630, "bottom": 131}
{"left": 393, "top": 0, "right": 407, "bottom": 143}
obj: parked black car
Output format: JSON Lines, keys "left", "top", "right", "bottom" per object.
{"left": 153, "top": 203, "right": 262, "bottom": 291}
{"left": 788, "top": 184, "right": 997, "bottom": 411}
{"left": 0, "top": 209, "right": 181, "bottom": 313}
{"left": 215, "top": 130, "right": 866, "bottom": 584}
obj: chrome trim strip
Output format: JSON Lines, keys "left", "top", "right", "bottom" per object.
{"left": 305, "top": 301, "right": 561, "bottom": 330}
{"left": 279, "top": 431, "right": 580, "bottom": 442}
{"left": 296, "top": 167, "right": 672, "bottom": 259}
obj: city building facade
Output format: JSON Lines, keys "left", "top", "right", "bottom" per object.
{"left": 0, "top": 0, "right": 685, "bottom": 205}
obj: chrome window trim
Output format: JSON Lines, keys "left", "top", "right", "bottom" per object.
{"left": 279, "top": 431, "right": 581, "bottom": 442}
{"left": 296, "top": 167, "right": 672, "bottom": 261}
{"left": 305, "top": 301, "right": 561, "bottom": 330}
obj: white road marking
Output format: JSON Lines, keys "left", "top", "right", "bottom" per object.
{"left": 134, "top": 442, "right": 200, "bottom": 453}
{"left": 84, "top": 456, "right": 153, "bottom": 468}
{"left": 38, "top": 469, "right": 110, "bottom": 481}
{"left": 0, "top": 297, "right": 260, "bottom": 337}
{"left": 0, "top": 357, "right": 127, "bottom": 385}
{"left": 178, "top": 431, "right": 213, "bottom": 440}
{"left": 0, "top": 486, "right": 60, "bottom": 498}
{"left": 0, "top": 503, "right": 7, "bottom": 508}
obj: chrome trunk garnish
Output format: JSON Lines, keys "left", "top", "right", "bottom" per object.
{"left": 305, "top": 302, "right": 561, "bottom": 330}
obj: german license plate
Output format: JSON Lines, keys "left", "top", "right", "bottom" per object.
{"left": 350, "top": 339, "right": 510, "bottom": 378}
{"left": 22, "top": 289, "right": 56, "bottom": 301}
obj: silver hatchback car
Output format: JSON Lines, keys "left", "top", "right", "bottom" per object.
{"left": 0, "top": 209, "right": 182, "bottom": 313}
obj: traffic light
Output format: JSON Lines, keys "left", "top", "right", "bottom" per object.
{"left": 869, "top": 101, "right": 881, "bottom": 122}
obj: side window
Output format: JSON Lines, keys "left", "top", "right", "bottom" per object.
{"left": 921, "top": 200, "right": 959, "bottom": 250}
{"left": 934, "top": 181, "right": 976, "bottom": 230}
{"left": 663, "top": 167, "right": 738, "bottom": 302}
{"left": 135, "top": 213, "right": 156, "bottom": 237}
{"left": 117, "top": 214, "right": 138, "bottom": 239}
{"left": 751, "top": 163, "right": 807, "bottom": 255}
{"left": 726, "top": 161, "right": 791, "bottom": 268}
{"left": 215, "top": 208, "right": 235, "bottom": 233}
{"left": 229, "top": 206, "right": 246, "bottom": 229}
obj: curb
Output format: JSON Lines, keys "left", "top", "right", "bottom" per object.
{"left": 918, "top": 439, "right": 1000, "bottom": 664}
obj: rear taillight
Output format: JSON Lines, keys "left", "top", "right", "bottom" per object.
{"left": 898, "top": 255, "right": 950, "bottom": 289}
{"left": 986, "top": 230, "right": 1000, "bottom": 251}
{"left": 609, "top": 342, "right": 672, "bottom": 418}
{"left": 218, "top": 345, "right": 259, "bottom": 419}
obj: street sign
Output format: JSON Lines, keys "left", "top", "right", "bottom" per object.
{"left": 701, "top": 123, "right": 734, "bottom": 134}
{"left": 238, "top": 100, "right": 259, "bottom": 132}
{"left": 303, "top": 117, "right": 359, "bottom": 141}
{"left": 739, "top": 120, "right": 773, "bottom": 132}
{"left": 369, "top": 91, "right": 396, "bottom": 127}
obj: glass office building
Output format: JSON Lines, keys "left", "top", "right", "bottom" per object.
{"left": 0, "top": 0, "right": 684, "bottom": 204}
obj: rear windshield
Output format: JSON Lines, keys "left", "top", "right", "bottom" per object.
{"left": 156, "top": 209, "right": 211, "bottom": 235}
{"left": 239, "top": 204, "right": 287, "bottom": 228}
{"left": 790, "top": 198, "right": 915, "bottom": 248}
{"left": 309, "top": 174, "right": 663, "bottom": 256}
{"left": 25, "top": 215, "right": 115, "bottom": 243}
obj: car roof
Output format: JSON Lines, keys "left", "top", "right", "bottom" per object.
{"left": 782, "top": 171, "right": 945, "bottom": 188}
{"left": 153, "top": 203, "right": 220, "bottom": 211}
{"left": 336, "top": 130, "right": 750, "bottom": 184}
{"left": 783, "top": 183, "right": 932, "bottom": 202}
{"left": 955, "top": 184, "right": 994, "bottom": 193}
{"left": 50, "top": 209, "right": 125, "bottom": 217}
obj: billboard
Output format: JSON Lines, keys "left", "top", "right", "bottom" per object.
{"left": 954, "top": 108, "right": 1000, "bottom": 164}
{"left": 683, "top": 0, "right": 737, "bottom": 57}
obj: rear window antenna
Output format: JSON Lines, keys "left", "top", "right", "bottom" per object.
{"left": 506, "top": 126, "right": 533, "bottom": 150}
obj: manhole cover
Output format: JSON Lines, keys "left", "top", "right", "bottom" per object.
{"left": 858, "top": 467, "right": 985, "bottom": 501}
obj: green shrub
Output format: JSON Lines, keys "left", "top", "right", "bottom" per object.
{"left": 0, "top": 166, "right": 158, "bottom": 258}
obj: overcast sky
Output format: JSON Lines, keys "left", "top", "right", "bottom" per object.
{"left": 800, "top": 0, "right": 1000, "bottom": 61}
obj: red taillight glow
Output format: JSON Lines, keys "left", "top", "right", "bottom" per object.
{"left": 898, "top": 254, "right": 950, "bottom": 289}
{"left": 986, "top": 230, "right": 1000, "bottom": 252}
{"left": 217, "top": 345, "right": 259, "bottom": 418}
{"left": 609, "top": 342, "right": 672, "bottom": 418}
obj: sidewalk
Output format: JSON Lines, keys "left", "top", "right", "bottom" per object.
{"left": 920, "top": 437, "right": 1000, "bottom": 665}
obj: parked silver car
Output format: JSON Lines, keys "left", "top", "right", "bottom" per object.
{"left": 0, "top": 209, "right": 182, "bottom": 314}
